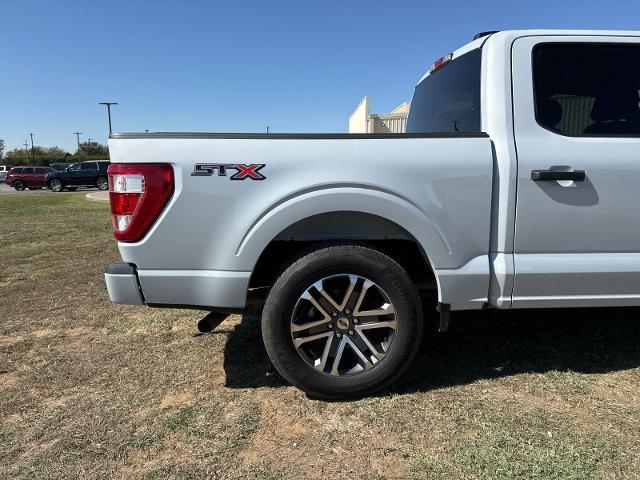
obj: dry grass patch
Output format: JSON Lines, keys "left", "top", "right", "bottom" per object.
{"left": 1, "top": 193, "right": 640, "bottom": 479}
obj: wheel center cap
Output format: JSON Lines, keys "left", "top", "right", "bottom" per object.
{"left": 336, "top": 317, "right": 350, "bottom": 330}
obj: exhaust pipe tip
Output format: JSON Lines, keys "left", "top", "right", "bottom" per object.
{"left": 197, "top": 311, "right": 229, "bottom": 333}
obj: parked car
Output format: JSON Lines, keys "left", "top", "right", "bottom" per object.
{"left": 45, "top": 160, "right": 110, "bottom": 192}
{"left": 6, "top": 166, "right": 57, "bottom": 190}
{"left": 0, "top": 165, "right": 9, "bottom": 183}
{"left": 104, "top": 30, "right": 640, "bottom": 399}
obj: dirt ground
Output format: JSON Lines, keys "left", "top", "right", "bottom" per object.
{"left": 1, "top": 193, "right": 640, "bottom": 479}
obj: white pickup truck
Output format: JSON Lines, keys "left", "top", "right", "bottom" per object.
{"left": 104, "top": 30, "right": 640, "bottom": 399}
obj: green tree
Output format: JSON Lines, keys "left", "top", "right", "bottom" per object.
{"left": 74, "top": 141, "right": 109, "bottom": 160}
{"left": 4, "top": 147, "right": 30, "bottom": 165}
{"left": 4, "top": 145, "right": 72, "bottom": 166}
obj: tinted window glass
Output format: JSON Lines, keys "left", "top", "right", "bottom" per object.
{"left": 23, "top": 168, "right": 34, "bottom": 174}
{"left": 406, "top": 49, "right": 482, "bottom": 133}
{"left": 81, "top": 162, "right": 97, "bottom": 170}
{"left": 68, "top": 164, "right": 81, "bottom": 172}
{"left": 534, "top": 44, "right": 640, "bottom": 136}
{"left": 12, "top": 168, "right": 24, "bottom": 174}
{"left": 98, "top": 162, "right": 109, "bottom": 171}
{"left": 34, "top": 168, "right": 45, "bottom": 174}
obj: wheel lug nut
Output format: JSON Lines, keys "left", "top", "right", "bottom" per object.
{"left": 328, "top": 323, "right": 333, "bottom": 329}
{"left": 345, "top": 309, "right": 351, "bottom": 315}
{"left": 348, "top": 330, "right": 354, "bottom": 336}
{"left": 336, "top": 332, "right": 342, "bottom": 338}
{"left": 353, "top": 318, "right": 358, "bottom": 324}
{"left": 332, "top": 312, "right": 338, "bottom": 317}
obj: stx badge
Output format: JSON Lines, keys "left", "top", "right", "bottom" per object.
{"left": 191, "top": 163, "right": 266, "bottom": 180}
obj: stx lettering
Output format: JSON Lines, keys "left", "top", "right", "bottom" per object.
{"left": 191, "top": 163, "right": 266, "bottom": 180}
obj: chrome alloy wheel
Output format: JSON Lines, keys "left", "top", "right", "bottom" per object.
{"left": 290, "top": 274, "right": 397, "bottom": 376}
{"left": 96, "top": 177, "right": 108, "bottom": 190}
{"left": 49, "top": 179, "right": 62, "bottom": 192}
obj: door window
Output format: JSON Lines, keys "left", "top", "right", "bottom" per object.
{"left": 534, "top": 44, "right": 640, "bottom": 136}
{"left": 80, "top": 162, "right": 97, "bottom": 171}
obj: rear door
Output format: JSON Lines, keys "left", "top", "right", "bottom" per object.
{"left": 79, "top": 162, "right": 98, "bottom": 185}
{"left": 512, "top": 36, "right": 640, "bottom": 307}
{"left": 32, "top": 167, "right": 48, "bottom": 187}
{"left": 22, "top": 167, "right": 35, "bottom": 186}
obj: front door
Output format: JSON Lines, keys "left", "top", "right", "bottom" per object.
{"left": 512, "top": 35, "right": 640, "bottom": 307}
{"left": 65, "top": 163, "right": 83, "bottom": 185}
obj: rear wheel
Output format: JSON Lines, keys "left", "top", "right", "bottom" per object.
{"left": 13, "top": 181, "right": 25, "bottom": 191}
{"left": 262, "top": 244, "right": 423, "bottom": 399}
{"left": 96, "top": 177, "right": 108, "bottom": 190}
{"left": 48, "top": 179, "right": 63, "bottom": 192}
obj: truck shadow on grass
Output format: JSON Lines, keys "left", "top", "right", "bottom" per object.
{"left": 222, "top": 305, "right": 640, "bottom": 395}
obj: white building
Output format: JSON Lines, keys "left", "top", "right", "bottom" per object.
{"left": 348, "top": 96, "right": 410, "bottom": 134}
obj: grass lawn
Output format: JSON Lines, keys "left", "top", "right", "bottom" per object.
{"left": 1, "top": 192, "right": 640, "bottom": 479}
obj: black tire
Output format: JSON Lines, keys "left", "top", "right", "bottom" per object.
{"left": 13, "top": 181, "right": 25, "bottom": 191}
{"left": 96, "top": 177, "right": 108, "bottom": 190}
{"left": 262, "top": 244, "right": 423, "bottom": 399}
{"left": 48, "top": 179, "right": 63, "bottom": 192}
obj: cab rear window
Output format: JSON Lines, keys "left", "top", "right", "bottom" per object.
{"left": 406, "top": 49, "right": 482, "bottom": 134}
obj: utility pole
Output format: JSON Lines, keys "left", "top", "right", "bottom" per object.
{"left": 99, "top": 102, "right": 118, "bottom": 134}
{"left": 266, "top": 126, "right": 270, "bottom": 134}
{"left": 73, "top": 132, "right": 83, "bottom": 149}
{"left": 29, "top": 133, "right": 34, "bottom": 163}
{"left": 87, "top": 138, "right": 93, "bottom": 149}
{"left": 23, "top": 140, "right": 29, "bottom": 162}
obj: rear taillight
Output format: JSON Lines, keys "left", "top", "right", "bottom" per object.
{"left": 107, "top": 163, "right": 174, "bottom": 242}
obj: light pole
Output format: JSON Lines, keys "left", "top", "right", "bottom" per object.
{"left": 99, "top": 102, "right": 118, "bottom": 134}
{"left": 73, "top": 132, "right": 83, "bottom": 150}
{"left": 29, "top": 133, "right": 34, "bottom": 163}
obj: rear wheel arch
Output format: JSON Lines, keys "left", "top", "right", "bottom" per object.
{"left": 248, "top": 211, "right": 440, "bottom": 299}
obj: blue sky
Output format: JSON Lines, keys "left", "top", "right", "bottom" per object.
{"left": 2, "top": 0, "right": 640, "bottom": 153}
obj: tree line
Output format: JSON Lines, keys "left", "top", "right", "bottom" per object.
{"left": 0, "top": 138, "right": 109, "bottom": 166}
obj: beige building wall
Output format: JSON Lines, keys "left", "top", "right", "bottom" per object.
{"left": 348, "top": 97, "right": 410, "bottom": 134}
{"left": 348, "top": 96, "right": 371, "bottom": 133}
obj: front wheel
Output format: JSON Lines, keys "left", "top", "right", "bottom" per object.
{"left": 96, "top": 177, "right": 108, "bottom": 190}
{"left": 48, "top": 179, "right": 63, "bottom": 192}
{"left": 262, "top": 244, "right": 423, "bottom": 399}
{"left": 13, "top": 181, "right": 25, "bottom": 191}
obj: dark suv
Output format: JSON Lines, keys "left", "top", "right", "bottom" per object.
{"left": 6, "top": 166, "right": 57, "bottom": 191}
{"left": 45, "top": 160, "right": 110, "bottom": 192}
